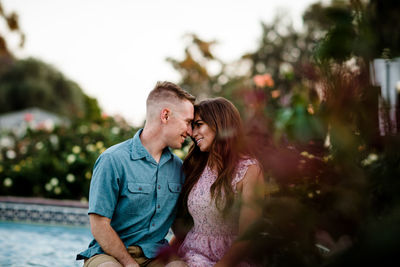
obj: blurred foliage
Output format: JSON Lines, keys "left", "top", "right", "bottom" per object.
{"left": 0, "top": 57, "right": 102, "bottom": 121}
{"left": 0, "top": 116, "right": 137, "bottom": 200}
{"left": 0, "top": 0, "right": 25, "bottom": 57}
{"left": 168, "top": 0, "right": 400, "bottom": 266}
{"left": 366, "top": 0, "right": 400, "bottom": 59}
{"left": 167, "top": 33, "right": 226, "bottom": 100}
{"left": 0, "top": 0, "right": 24, "bottom": 77}
{"left": 315, "top": 0, "right": 400, "bottom": 61}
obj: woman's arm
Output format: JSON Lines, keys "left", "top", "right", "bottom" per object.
{"left": 215, "top": 163, "right": 265, "bottom": 267}
{"left": 170, "top": 205, "right": 194, "bottom": 246}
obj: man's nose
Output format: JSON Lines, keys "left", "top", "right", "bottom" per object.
{"left": 187, "top": 124, "right": 193, "bottom": 137}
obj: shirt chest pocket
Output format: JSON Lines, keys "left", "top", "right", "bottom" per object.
{"left": 168, "top": 182, "right": 182, "bottom": 193}
{"left": 127, "top": 182, "right": 154, "bottom": 214}
{"left": 167, "top": 182, "right": 182, "bottom": 204}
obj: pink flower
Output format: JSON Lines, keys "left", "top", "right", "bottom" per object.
{"left": 271, "top": 89, "right": 280, "bottom": 99}
{"left": 253, "top": 73, "right": 274, "bottom": 88}
{"left": 24, "top": 113, "right": 34, "bottom": 122}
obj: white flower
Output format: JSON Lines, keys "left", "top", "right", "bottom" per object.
{"left": 67, "top": 154, "right": 76, "bottom": 164}
{"left": 72, "top": 146, "right": 81, "bottom": 154}
{"left": 6, "top": 150, "right": 16, "bottom": 159}
{"left": 66, "top": 173, "right": 75, "bottom": 183}
{"left": 0, "top": 136, "right": 14, "bottom": 148}
{"left": 50, "top": 134, "right": 59, "bottom": 147}
{"left": 111, "top": 127, "right": 120, "bottom": 135}
{"left": 279, "top": 62, "right": 293, "bottom": 75}
{"left": 39, "top": 119, "right": 54, "bottom": 131}
{"left": 361, "top": 153, "right": 379, "bottom": 166}
{"left": 50, "top": 177, "right": 59, "bottom": 186}
{"left": 345, "top": 57, "right": 360, "bottom": 74}
{"left": 35, "top": 142, "right": 44, "bottom": 150}
{"left": 45, "top": 183, "right": 52, "bottom": 191}
{"left": 368, "top": 153, "right": 378, "bottom": 162}
{"left": 86, "top": 144, "right": 96, "bottom": 152}
{"left": 3, "top": 177, "right": 13, "bottom": 187}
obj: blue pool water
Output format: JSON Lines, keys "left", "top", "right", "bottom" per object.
{"left": 0, "top": 221, "right": 92, "bottom": 267}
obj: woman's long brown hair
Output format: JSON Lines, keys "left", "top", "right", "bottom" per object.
{"left": 181, "top": 97, "right": 251, "bottom": 218}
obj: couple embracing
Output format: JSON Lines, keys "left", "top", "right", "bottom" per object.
{"left": 77, "top": 81, "right": 265, "bottom": 267}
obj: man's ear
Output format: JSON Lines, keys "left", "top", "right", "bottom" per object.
{"left": 160, "top": 108, "right": 170, "bottom": 124}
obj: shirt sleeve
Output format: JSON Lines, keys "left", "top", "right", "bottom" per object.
{"left": 88, "top": 152, "right": 120, "bottom": 218}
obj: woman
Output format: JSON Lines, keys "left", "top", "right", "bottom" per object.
{"left": 176, "top": 97, "right": 264, "bottom": 267}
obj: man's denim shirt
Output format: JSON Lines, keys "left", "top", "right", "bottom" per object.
{"left": 77, "top": 129, "right": 184, "bottom": 260}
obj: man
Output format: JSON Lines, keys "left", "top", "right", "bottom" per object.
{"left": 77, "top": 81, "right": 195, "bottom": 267}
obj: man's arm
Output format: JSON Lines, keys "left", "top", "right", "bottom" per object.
{"left": 89, "top": 213, "right": 139, "bottom": 267}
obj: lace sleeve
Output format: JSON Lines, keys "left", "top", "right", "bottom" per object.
{"left": 232, "top": 158, "right": 258, "bottom": 192}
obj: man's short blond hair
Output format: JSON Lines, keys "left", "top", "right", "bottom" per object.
{"left": 146, "top": 81, "right": 195, "bottom": 121}
{"left": 147, "top": 81, "right": 195, "bottom": 105}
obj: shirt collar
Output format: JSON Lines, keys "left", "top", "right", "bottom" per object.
{"left": 159, "top": 147, "right": 174, "bottom": 167}
{"left": 130, "top": 128, "right": 173, "bottom": 164}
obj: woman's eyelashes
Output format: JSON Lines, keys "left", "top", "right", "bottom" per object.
{"left": 193, "top": 120, "right": 203, "bottom": 129}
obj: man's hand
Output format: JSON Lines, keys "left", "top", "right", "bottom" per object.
{"left": 90, "top": 214, "right": 138, "bottom": 267}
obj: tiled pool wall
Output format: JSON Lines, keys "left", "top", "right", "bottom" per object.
{"left": 0, "top": 197, "right": 89, "bottom": 227}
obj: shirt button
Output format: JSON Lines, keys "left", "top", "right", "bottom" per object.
{"left": 138, "top": 187, "right": 142, "bottom": 191}
{"left": 157, "top": 204, "right": 160, "bottom": 209}
{"left": 152, "top": 223, "right": 155, "bottom": 227}
{"left": 157, "top": 185, "right": 161, "bottom": 190}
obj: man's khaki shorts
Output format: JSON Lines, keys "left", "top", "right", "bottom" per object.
{"left": 83, "top": 246, "right": 163, "bottom": 267}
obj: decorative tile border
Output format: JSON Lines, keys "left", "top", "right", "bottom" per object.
{"left": 0, "top": 198, "right": 89, "bottom": 227}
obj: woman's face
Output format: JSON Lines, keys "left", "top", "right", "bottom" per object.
{"left": 192, "top": 114, "right": 216, "bottom": 152}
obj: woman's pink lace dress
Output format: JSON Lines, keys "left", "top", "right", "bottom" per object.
{"left": 178, "top": 158, "right": 257, "bottom": 267}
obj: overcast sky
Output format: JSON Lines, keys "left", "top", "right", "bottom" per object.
{"left": 2, "top": 0, "right": 317, "bottom": 126}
